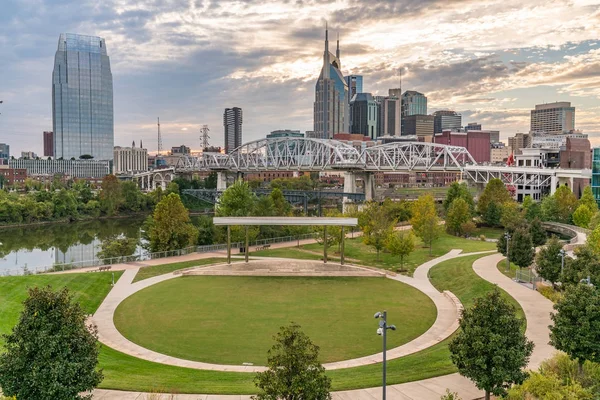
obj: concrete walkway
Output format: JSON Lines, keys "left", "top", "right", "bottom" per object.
{"left": 472, "top": 253, "right": 556, "bottom": 369}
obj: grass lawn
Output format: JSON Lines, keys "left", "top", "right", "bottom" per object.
{"left": 0, "top": 271, "right": 121, "bottom": 346}
{"left": 114, "top": 276, "right": 436, "bottom": 365}
{"left": 254, "top": 233, "right": 495, "bottom": 275}
{"left": 496, "top": 258, "right": 519, "bottom": 279}
{"left": 251, "top": 247, "right": 326, "bottom": 261}
{"left": 133, "top": 257, "right": 230, "bottom": 282}
{"left": 474, "top": 226, "right": 504, "bottom": 240}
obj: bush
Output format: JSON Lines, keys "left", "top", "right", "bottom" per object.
{"left": 537, "top": 285, "right": 563, "bottom": 303}
{"left": 479, "top": 234, "right": 486, "bottom": 241}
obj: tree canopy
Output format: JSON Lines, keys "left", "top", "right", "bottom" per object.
{"left": 443, "top": 182, "right": 474, "bottom": 214}
{"left": 385, "top": 230, "right": 415, "bottom": 270}
{"left": 509, "top": 228, "right": 535, "bottom": 269}
{"left": 145, "top": 193, "right": 198, "bottom": 252}
{"left": 477, "top": 178, "right": 512, "bottom": 218}
{"left": 446, "top": 198, "right": 472, "bottom": 237}
{"left": 410, "top": 194, "right": 441, "bottom": 255}
{"left": 535, "top": 236, "right": 564, "bottom": 288}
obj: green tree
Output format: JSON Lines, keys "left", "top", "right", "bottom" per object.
{"left": 554, "top": 185, "right": 578, "bottom": 223}
{"left": 588, "top": 225, "right": 600, "bottom": 256}
{"left": 270, "top": 188, "right": 291, "bottom": 216}
{"left": 97, "top": 235, "right": 138, "bottom": 263}
{"left": 535, "top": 236, "right": 564, "bottom": 288}
{"left": 482, "top": 201, "right": 502, "bottom": 227}
{"left": 381, "top": 198, "right": 412, "bottom": 222}
{"left": 500, "top": 201, "right": 525, "bottom": 232}
{"left": 449, "top": 289, "right": 533, "bottom": 400}
{"left": 99, "top": 174, "right": 123, "bottom": 216}
{"left": 523, "top": 198, "right": 542, "bottom": 221}
{"left": 253, "top": 323, "right": 331, "bottom": 400}
{"left": 477, "top": 178, "right": 512, "bottom": 218}
{"left": 496, "top": 232, "right": 509, "bottom": 257}
{"left": 216, "top": 179, "right": 256, "bottom": 217}
{"left": 541, "top": 195, "right": 560, "bottom": 222}
{"left": 410, "top": 194, "right": 442, "bottom": 255}
{"left": 561, "top": 244, "right": 600, "bottom": 287}
{"left": 120, "top": 181, "right": 145, "bottom": 212}
{"left": 550, "top": 284, "right": 600, "bottom": 372}
{"left": 145, "top": 193, "right": 198, "bottom": 252}
{"left": 204, "top": 172, "right": 218, "bottom": 189}
{"left": 589, "top": 212, "right": 600, "bottom": 230}
{"left": 362, "top": 204, "right": 395, "bottom": 260}
{"left": 579, "top": 186, "right": 599, "bottom": 214}
{"left": 385, "top": 230, "right": 415, "bottom": 270}
{"left": 573, "top": 204, "right": 594, "bottom": 228}
{"left": 509, "top": 228, "right": 534, "bottom": 269}
{"left": 443, "top": 182, "right": 474, "bottom": 214}
{"left": 529, "top": 218, "right": 547, "bottom": 247}
{"left": 194, "top": 215, "right": 215, "bottom": 246}
{"left": 0, "top": 287, "right": 103, "bottom": 399}
{"left": 445, "top": 198, "right": 471, "bottom": 236}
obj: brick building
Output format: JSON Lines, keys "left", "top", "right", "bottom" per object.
{"left": 434, "top": 129, "right": 492, "bottom": 163}
{"left": 0, "top": 167, "right": 27, "bottom": 186}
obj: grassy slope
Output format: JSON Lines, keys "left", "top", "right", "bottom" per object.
{"left": 133, "top": 258, "right": 230, "bottom": 282}
{"left": 114, "top": 276, "right": 436, "bottom": 365}
{"left": 496, "top": 258, "right": 520, "bottom": 279}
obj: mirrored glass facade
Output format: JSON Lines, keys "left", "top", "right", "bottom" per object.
{"left": 592, "top": 148, "right": 600, "bottom": 206}
{"left": 52, "top": 33, "right": 114, "bottom": 161}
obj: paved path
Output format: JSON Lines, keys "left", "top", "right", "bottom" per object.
{"left": 472, "top": 253, "right": 556, "bottom": 369}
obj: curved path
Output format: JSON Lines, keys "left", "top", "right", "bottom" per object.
{"left": 92, "top": 252, "right": 482, "bottom": 372}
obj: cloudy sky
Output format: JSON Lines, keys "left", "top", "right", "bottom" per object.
{"left": 1, "top": 0, "right": 600, "bottom": 155}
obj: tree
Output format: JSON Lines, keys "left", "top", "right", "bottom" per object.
{"left": 362, "top": 203, "right": 395, "bottom": 260}
{"left": 509, "top": 228, "right": 535, "bottom": 269}
{"left": 145, "top": 193, "right": 198, "bottom": 252}
{"left": 554, "top": 185, "right": 578, "bottom": 223}
{"left": 99, "top": 174, "right": 123, "bottom": 216}
{"left": 120, "top": 181, "right": 145, "bottom": 212}
{"left": 588, "top": 225, "right": 600, "bottom": 256}
{"left": 461, "top": 221, "right": 477, "bottom": 238}
{"left": 79, "top": 154, "right": 94, "bottom": 159}
{"left": 97, "top": 235, "right": 138, "bottom": 263}
{"left": 216, "top": 179, "right": 256, "bottom": 217}
{"left": 579, "top": 186, "right": 599, "bottom": 214}
{"left": 500, "top": 201, "right": 525, "bottom": 232}
{"left": 573, "top": 204, "right": 594, "bottom": 228}
{"left": 445, "top": 198, "right": 471, "bottom": 236}
{"left": 449, "top": 289, "right": 533, "bottom": 400}
{"left": 529, "top": 218, "right": 547, "bottom": 247}
{"left": 477, "top": 178, "right": 512, "bottom": 218}
{"left": 523, "top": 198, "right": 542, "bottom": 221}
{"left": 482, "top": 201, "right": 502, "bottom": 227}
{"left": 535, "top": 236, "right": 564, "bottom": 288}
{"left": 443, "top": 182, "right": 474, "bottom": 214}
{"left": 541, "top": 195, "right": 560, "bottom": 222}
{"left": 0, "top": 286, "right": 103, "bottom": 399}
{"left": 550, "top": 284, "right": 600, "bottom": 372}
{"left": 253, "top": 323, "right": 331, "bottom": 400}
{"left": 270, "top": 188, "right": 291, "bottom": 216}
{"left": 386, "top": 230, "right": 415, "bottom": 270}
{"left": 496, "top": 232, "right": 509, "bottom": 257}
{"left": 410, "top": 194, "right": 442, "bottom": 255}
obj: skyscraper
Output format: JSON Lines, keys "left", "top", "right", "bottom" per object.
{"left": 401, "top": 91, "right": 427, "bottom": 117}
{"left": 52, "top": 33, "right": 114, "bottom": 160}
{"left": 0, "top": 143, "right": 9, "bottom": 165}
{"left": 530, "top": 102, "right": 575, "bottom": 134}
{"left": 376, "top": 96, "right": 401, "bottom": 137}
{"left": 345, "top": 75, "right": 363, "bottom": 103}
{"left": 224, "top": 107, "right": 243, "bottom": 153}
{"left": 433, "top": 110, "right": 462, "bottom": 133}
{"left": 43, "top": 131, "right": 54, "bottom": 157}
{"left": 314, "top": 29, "right": 349, "bottom": 139}
{"left": 350, "top": 93, "right": 378, "bottom": 139}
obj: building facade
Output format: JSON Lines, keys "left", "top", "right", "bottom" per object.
{"left": 0, "top": 167, "right": 27, "bottom": 187}
{"left": 266, "top": 130, "right": 304, "bottom": 139}
{"left": 377, "top": 96, "right": 401, "bottom": 137}
{"left": 490, "top": 143, "right": 510, "bottom": 164}
{"left": 43, "top": 131, "right": 54, "bottom": 157}
{"left": 21, "top": 151, "right": 37, "bottom": 159}
{"left": 114, "top": 143, "right": 148, "bottom": 174}
{"left": 0, "top": 143, "right": 9, "bottom": 165}
{"left": 466, "top": 122, "right": 481, "bottom": 131}
{"left": 508, "top": 132, "right": 532, "bottom": 154}
{"left": 403, "top": 114, "right": 434, "bottom": 141}
{"left": 401, "top": 91, "right": 427, "bottom": 117}
{"left": 433, "top": 110, "right": 461, "bottom": 133}
{"left": 559, "top": 137, "right": 591, "bottom": 170}
{"left": 530, "top": 102, "right": 575, "bottom": 135}
{"left": 313, "top": 29, "right": 349, "bottom": 139}
{"left": 434, "top": 129, "right": 491, "bottom": 163}
{"left": 345, "top": 75, "right": 363, "bottom": 103}
{"left": 171, "top": 145, "right": 191, "bottom": 155}
{"left": 592, "top": 148, "right": 600, "bottom": 206}
{"left": 350, "top": 93, "right": 378, "bottom": 139}
{"left": 9, "top": 159, "right": 110, "bottom": 179}
{"left": 223, "top": 107, "right": 243, "bottom": 153}
{"left": 52, "top": 33, "right": 114, "bottom": 161}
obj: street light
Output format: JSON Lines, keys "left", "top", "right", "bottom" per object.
{"left": 559, "top": 249, "right": 566, "bottom": 280}
{"left": 504, "top": 232, "right": 511, "bottom": 273}
{"left": 374, "top": 310, "right": 396, "bottom": 400}
{"left": 580, "top": 276, "right": 594, "bottom": 287}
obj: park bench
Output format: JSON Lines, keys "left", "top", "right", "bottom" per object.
{"left": 255, "top": 244, "right": 271, "bottom": 251}
{"left": 98, "top": 265, "right": 112, "bottom": 272}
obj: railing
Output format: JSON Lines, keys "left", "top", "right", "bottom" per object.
{"left": 515, "top": 268, "right": 544, "bottom": 290}
{"left": 2, "top": 232, "right": 320, "bottom": 276}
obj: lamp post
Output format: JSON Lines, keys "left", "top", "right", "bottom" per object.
{"left": 559, "top": 249, "right": 566, "bottom": 280}
{"left": 580, "top": 276, "right": 594, "bottom": 287}
{"left": 374, "top": 310, "right": 396, "bottom": 400}
{"left": 504, "top": 232, "right": 511, "bottom": 273}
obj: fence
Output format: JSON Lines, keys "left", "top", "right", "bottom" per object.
{"left": 515, "top": 268, "right": 544, "bottom": 290}
{"left": 4, "top": 232, "right": 320, "bottom": 276}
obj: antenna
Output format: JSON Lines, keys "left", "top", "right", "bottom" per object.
{"left": 157, "top": 117, "right": 162, "bottom": 156}
{"left": 399, "top": 67, "right": 403, "bottom": 93}
{"left": 200, "top": 125, "right": 210, "bottom": 150}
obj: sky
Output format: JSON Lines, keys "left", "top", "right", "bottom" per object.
{"left": 1, "top": 0, "right": 600, "bottom": 156}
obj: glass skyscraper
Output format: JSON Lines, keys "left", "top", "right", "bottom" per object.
{"left": 52, "top": 33, "right": 114, "bottom": 161}
{"left": 592, "top": 148, "right": 600, "bottom": 207}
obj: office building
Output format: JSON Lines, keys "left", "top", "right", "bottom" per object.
{"left": 0, "top": 143, "right": 9, "bottom": 165}
{"left": 223, "top": 107, "right": 243, "bottom": 153}
{"left": 314, "top": 29, "right": 349, "bottom": 139}
{"left": 530, "top": 102, "right": 575, "bottom": 134}
{"left": 491, "top": 143, "right": 510, "bottom": 164}
{"left": 530, "top": 132, "right": 588, "bottom": 150}
{"left": 434, "top": 129, "right": 491, "bottom": 163}
{"left": 377, "top": 96, "right": 401, "bottom": 137}
{"left": 171, "top": 145, "right": 191, "bottom": 155}
{"left": 43, "top": 131, "right": 54, "bottom": 157}
{"left": 267, "top": 130, "right": 304, "bottom": 139}
{"left": 114, "top": 142, "right": 148, "bottom": 174}
{"left": 401, "top": 91, "right": 427, "bottom": 117}
{"left": 403, "top": 114, "right": 434, "bottom": 141}
{"left": 433, "top": 110, "right": 461, "bottom": 133}
{"left": 559, "top": 137, "right": 591, "bottom": 170}
{"left": 0, "top": 166, "right": 27, "bottom": 187}
{"left": 508, "top": 132, "right": 532, "bottom": 154}
{"left": 466, "top": 122, "right": 481, "bottom": 131}
{"left": 350, "top": 93, "right": 378, "bottom": 139}
{"left": 52, "top": 33, "right": 114, "bottom": 160}
{"left": 21, "top": 151, "right": 37, "bottom": 159}
{"left": 345, "top": 75, "right": 363, "bottom": 103}
{"left": 9, "top": 158, "right": 110, "bottom": 179}
{"left": 592, "top": 148, "right": 600, "bottom": 206}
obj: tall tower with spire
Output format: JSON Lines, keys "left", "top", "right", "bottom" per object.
{"left": 313, "top": 27, "right": 349, "bottom": 139}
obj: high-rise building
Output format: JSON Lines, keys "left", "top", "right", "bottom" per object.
{"left": 171, "top": 145, "right": 191, "bottom": 155}
{"left": 508, "top": 132, "right": 532, "bottom": 154}
{"left": 313, "top": 29, "right": 349, "bottom": 139}
{"left": 530, "top": 102, "right": 575, "bottom": 134}
{"left": 403, "top": 114, "right": 434, "bottom": 141}
{"left": 592, "top": 148, "right": 600, "bottom": 206}
{"left": 466, "top": 122, "right": 481, "bottom": 131}
{"left": 434, "top": 129, "right": 491, "bottom": 163}
{"left": 21, "top": 151, "right": 37, "bottom": 159}
{"left": 267, "top": 130, "right": 304, "bottom": 139}
{"left": 433, "top": 110, "right": 461, "bottom": 133}
{"left": 0, "top": 143, "right": 9, "bottom": 165}
{"left": 345, "top": 75, "right": 363, "bottom": 103}
{"left": 350, "top": 93, "right": 378, "bottom": 139}
{"left": 401, "top": 91, "right": 427, "bottom": 117}
{"left": 52, "top": 33, "right": 114, "bottom": 160}
{"left": 43, "top": 131, "right": 54, "bottom": 157}
{"left": 376, "top": 96, "right": 401, "bottom": 137}
{"left": 114, "top": 142, "right": 148, "bottom": 174}
{"left": 224, "top": 107, "right": 243, "bottom": 153}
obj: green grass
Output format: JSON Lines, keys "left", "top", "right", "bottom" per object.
{"left": 133, "top": 258, "right": 230, "bottom": 282}
{"left": 251, "top": 247, "right": 325, "bottom": 261}
{"left": 0, "top": 272, "right": 121, "bottom": 346}
{"left": 114, "top": 276, "right": 436, "bottom": 365}
{"left": 255, "top": 233, "right": 495, "bottom": 275}
{"left": 496, "top": 258, "right": 519, "bottom": 279}
{"left": 474, "top": 226, "right": 504, "bottom": 239}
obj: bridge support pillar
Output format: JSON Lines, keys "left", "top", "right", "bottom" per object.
{"left": 550, "top": 175, "right": 557, "bottom": 195}
{"left": 343, "top": 172, "right": 357, "bottom": 214}
{"left": 363, "top": 172, "right": 375, "bottom": 202}
{"left": 217, "top": 172, "right": 227, "bottom": 191}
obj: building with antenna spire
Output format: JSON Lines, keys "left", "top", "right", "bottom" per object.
{"left": 313, "top": 27, "right": 349, "bottom": 139}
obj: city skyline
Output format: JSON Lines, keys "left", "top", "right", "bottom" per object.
{"left": 1, "top": 0, "right": 600, "bottom": 155}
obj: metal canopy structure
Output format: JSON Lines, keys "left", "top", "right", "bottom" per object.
{"left": 213, "top": 217, "right": 358, "bottom": 265}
